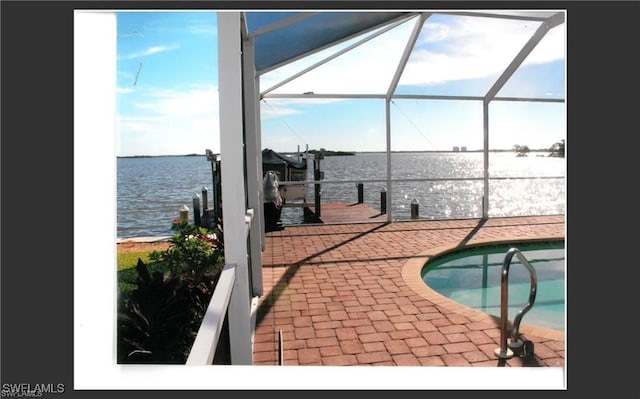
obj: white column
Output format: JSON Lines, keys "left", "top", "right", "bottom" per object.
{"left": 385, "top": 98, "right": 392, "bottom": 222}
{"left": 242, "top": 36, "right": 264, "bottom": 297}
{"left": 217, "top": 11, "right": 252, "bottom": 365}
{"left": 482, "top": 100, "right": 489, "bottom": 219}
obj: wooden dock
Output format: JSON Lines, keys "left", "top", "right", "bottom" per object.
{"left": 306, "top": 202, "right": 387, "bottom": 224}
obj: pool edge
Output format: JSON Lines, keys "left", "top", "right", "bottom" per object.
{"left": 401, "top": 238, "right": 566, "bottom": 342}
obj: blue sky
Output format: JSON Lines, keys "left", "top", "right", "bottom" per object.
{"left": 116, "top": 11, "right": 566, "bottom": 156}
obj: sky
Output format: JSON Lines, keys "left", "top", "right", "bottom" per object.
{"left": 116, "top": 10, "right": 566, "bottom": 156}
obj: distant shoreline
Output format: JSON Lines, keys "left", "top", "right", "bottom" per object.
{"left": 117, "top": 153, "right": 204, "bottom": 159}
{"left": 117, "top": 149, "right": 561, "bottom": 159}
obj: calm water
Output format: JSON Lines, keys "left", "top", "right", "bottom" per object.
{"left": 117, "top": 152, "right": 565, "bottom": 238}
{"left": 117, "top": 156, "right": 214, "bottom": 238}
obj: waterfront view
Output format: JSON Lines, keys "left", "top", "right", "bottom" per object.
{"left": 117, "top": 151, "right": 565, "bottom": 238}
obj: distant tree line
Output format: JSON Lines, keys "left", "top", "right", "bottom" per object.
{"left": 513, "top": 139, "right": 565, "bottom": 157}
{"left": 549, "top": 139, "right": 565, "bottom": 157}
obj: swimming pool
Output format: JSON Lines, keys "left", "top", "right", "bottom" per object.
{"left": 421, "top": 240, "right": 565, "bottom": 331}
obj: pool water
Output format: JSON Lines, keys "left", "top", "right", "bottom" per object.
{"left": 422, "top": 240, "right": 565, "bottom": 331}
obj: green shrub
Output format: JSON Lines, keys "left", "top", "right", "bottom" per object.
{"left": 117, "top": 221, "right": 224, "bottom": 364}
{"left": 149, "top": 221, "right": 224, "bottom": 279}
{"left": 118, "top": 260, "right": 170, "bottom": 300}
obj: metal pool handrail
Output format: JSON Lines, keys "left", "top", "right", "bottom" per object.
{"left": 494, "top": 247, "right": 538, "bottom": 359}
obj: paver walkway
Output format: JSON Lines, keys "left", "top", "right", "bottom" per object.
{"left": 253, "top": 215, "right": 565, "bottom": 369}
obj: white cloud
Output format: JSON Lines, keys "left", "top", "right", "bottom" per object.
{"left": 118, "top": 115, "right": 165, "bottom": 131}
{"left": 419, "top": 20, "right": 452, "bottom": 43}
{"left": 117, "top": 87, "right": 135, "bottom": 94}
{"left": 260, "top": 20, "right": 414, "bottom": 95}
{"left": 260, "top": 101, "right": 302, "bottom": 119}
{"left": 188, "top": 23, "right": 217, "bottom": 36}
{"left": 117, "top": 85, "right": 220, "bottom": 156}
{"left": 523, "top": 25, "right": 565, "bottom": 65}
{"left": 260, "top": 98, "right": 346, "bottom": 120}
{"left": 124, "top": 44, "right": 178, "bottom": 60}
{"left": 401, "top": 16, "right": 546, "bottom": 86}
{"left": 260, "top": 14, "right": 564, "bottom": 94}
{"left": 135, "top": 86, "right": 218, "bottom": 116}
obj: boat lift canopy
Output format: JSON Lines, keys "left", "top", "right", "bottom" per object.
{"left": 261, "top": 148, "right": 306, "bottom": 170}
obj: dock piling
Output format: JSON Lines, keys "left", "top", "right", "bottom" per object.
{"left": 411, "top": 198, "right": 419, "bottom": 219}
{"left": 201, "top": 186, "right": 209, "bottom": 213}
{"left": 193, "top": 193, "right": 202, "bottom": 226}
{"left": 180, "top": 204, "right": 189, "bottom": 223}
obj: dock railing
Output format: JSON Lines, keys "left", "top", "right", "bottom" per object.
{"left": 278, "top": 175, "right": 565, "bottom": 221}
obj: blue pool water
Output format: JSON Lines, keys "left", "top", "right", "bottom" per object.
{"left": 422, "top": 240, "right": 565, "bottom": 331}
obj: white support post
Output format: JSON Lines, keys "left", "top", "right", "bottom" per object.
{"left": 242, "top": 35, "right": 264, "bottom": 297}
{"left": 217, "top": 11, "right": 252, "bottom": 365}
{"left": 385, "top": 98, "right": 392, "bottom": 223}
{"left": 482, "top": 100, "right": 490, "bottom": 219}
{"left": 383, "top": 13, "right": 427, "bottom": 224}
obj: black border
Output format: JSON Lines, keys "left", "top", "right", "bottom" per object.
{"left": 2, "top": 1, "right": 639, "bottom": 397}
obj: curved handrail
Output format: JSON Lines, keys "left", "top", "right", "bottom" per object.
{"left": 495, "top": 247, "right": 538, "bottom": 359}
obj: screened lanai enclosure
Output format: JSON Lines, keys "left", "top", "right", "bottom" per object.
{"left": 247, "top": 10, "right": 565, "bottom": 224}
{"left": 210, "top": 9, "right": 565, "bottom": 365}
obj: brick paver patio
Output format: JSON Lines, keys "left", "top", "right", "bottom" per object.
{"left": 253, "top": 215, "right": 565, "bottom": 369}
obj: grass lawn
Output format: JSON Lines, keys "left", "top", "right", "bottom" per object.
{"left": 117, "top": 251, "right": 156, "bottom": 271}
{"left": 117, "top": 249, "right": 167, "bottom": 299}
